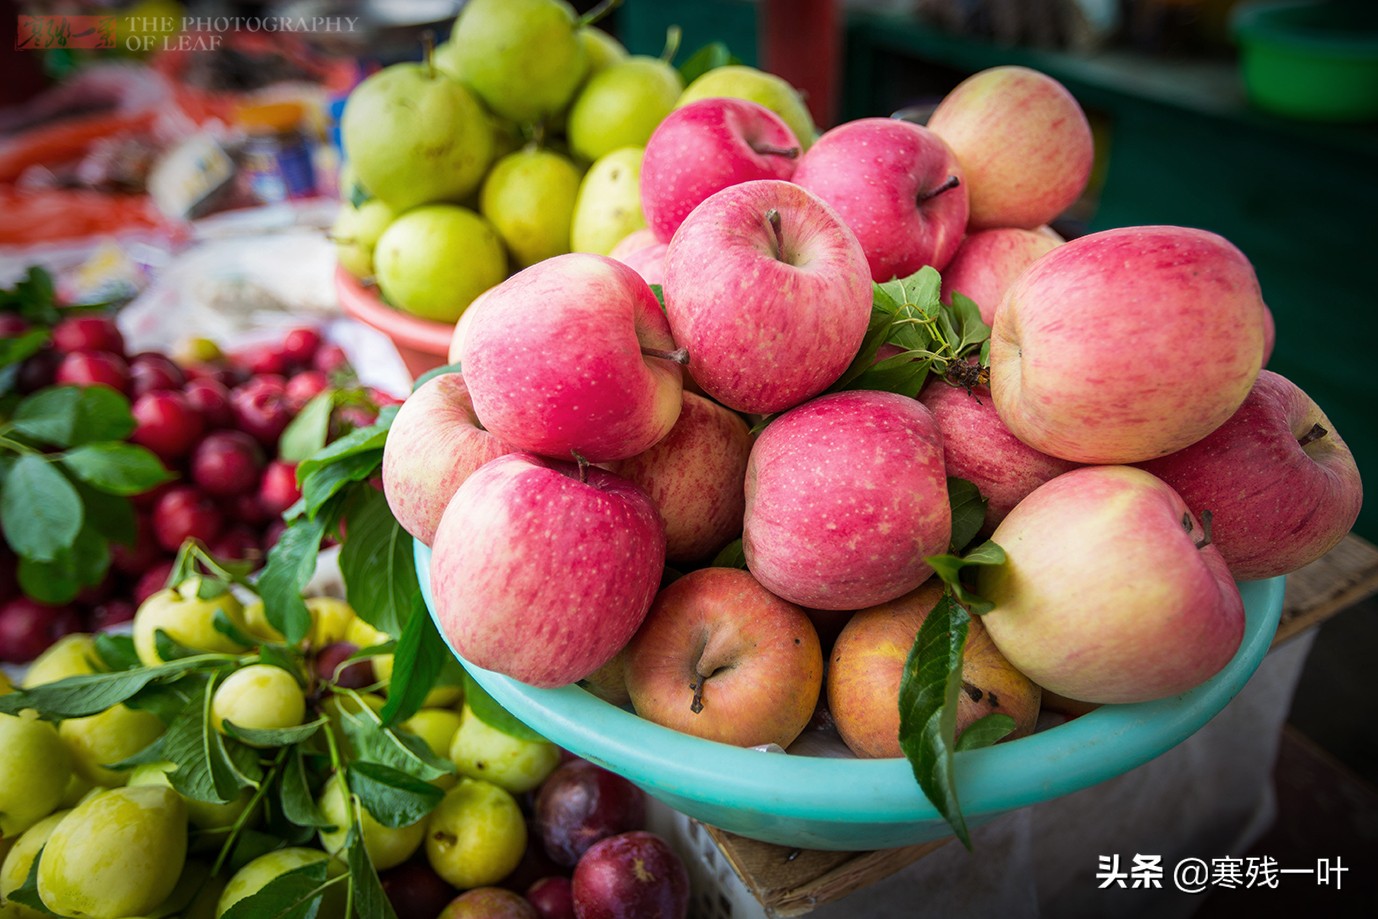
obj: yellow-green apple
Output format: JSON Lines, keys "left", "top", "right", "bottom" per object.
{"left": 459, "top": 253, "right": 683, "bottom": 462}
{"left": 827, "top": 579, "right": 1041, "bottom": 758}
{"left": 640, "top": 98, "right": 801, "bottom": 243}
{"left": 661, "top": 179, "right": 871, "bottom": 414}
{"left": 918, "top": 378, "right": 1080, "bottom": 533}
{"left": 570, "top": 146, "right": 647, "bottom": 255}
{"left": 990, "top": 225, "right": 1267, "bottom": 464}
{"left": 926, "top": 65, "right": 1093, "bottom": 230}
{"left": 479, "top": 147, "right": 583, "bottom": 269}
{"left": 939, "top": 226, "right": 1062, "bottom": 325}
{"left": 567, "top": 56, "right": 684, "bottom": 163}
{"left": 374, "top": 204, "right": 508, "bottom": 323}
{"left": 792, "top": 117, "right": 968, "bottom": 281}
{"left": 439, "top": 0, "right": 588, "bottom": 125}
{"left": 623, "top": 567, "right": 822, "bottom": 748}
{"left": 341, "top": 62, "right": 495, "bottom": 213}
{"left": 579, "top": 646, "right": 630, "bottom": 706}
{"left": 606, "top": 391, "right": 753, "bottom": 565}
{"left": 976, "top": 465, "right": 1245, "bottom": 704}
{"left": 676, "top": 64, "right": 819, "bottom": 151}
{"left": 578, "top": 25, "right": 626, "bottom": 75}
{"left": 1136, "top": 370, "right": 1362, "bottom": 580}
{"left": 429, "top": 453, "right": 666, "bottom": 687}
{"left": 382, "top": 372, "right": 511, "bottom": 546}
{"left": 331, "top": 199, "right": 394, "bottom": 280}
{"left": 743, "top": 390, "right": 950, "bottom": 610}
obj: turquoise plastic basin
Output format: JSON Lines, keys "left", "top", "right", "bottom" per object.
{"left": 416, "top": 541, "right": 1284, "bottom": 851}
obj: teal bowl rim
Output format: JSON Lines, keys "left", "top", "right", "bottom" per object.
{"left": 1232, "top": 1, "right": 1378, "bottom": 56}
{"left": 416, "top": 540, "right": 1284, "bottom": 830}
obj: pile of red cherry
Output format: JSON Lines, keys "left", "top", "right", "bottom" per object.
{"left": 0, "top": 311, "right": 400, "bottom": 663}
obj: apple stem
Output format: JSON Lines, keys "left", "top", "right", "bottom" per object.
{"left": 659, "top": 24, "right": 682, "bottom": 63}
{"left": 421, "top": 29, "right": 436, "bottom": 80}
{"left": 640, "top": 346, "right": 690, "bottom": 365}
{"left": 689, "top": 678, "right": 705, "bottom": 714}
{"left": 751, "top": 142, "right": 801, "bottom": 160}
{"left": 764, "top": 208, "right": 786, "bottom": 262}
{"left": 579, "top": 0, "right": 624, "bottom": 28}
{"left": 571, "top": 450, "right": 589, "bottom": 483}
{"left": 917, "top": 175, "right": 961, "bottom": 203}
{"left": 1193, "top": 509, "right": 1214, "bottom": 550}
{"left": 1297, "top": 423, "right": 1328, "bottom": 448}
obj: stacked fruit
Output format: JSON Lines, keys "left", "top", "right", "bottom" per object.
{"left": 0, "top": 308, "right": 397, "bottom": 664}
{"left": 0, "top": 566, "right": 688, "bottom": 919}
{"left": 331, "top": 0, "right": 819, "bottom": 327}
{"left": 382, "top": 61, "right": 1363, "bottom": 767}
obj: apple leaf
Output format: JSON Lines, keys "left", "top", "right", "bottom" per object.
{"left": 677, "top": 41, "right": 742, "bottom": 84}
{"left": 0, "top": 454, "right": 82, "bottom": 562}
{"left": 379, "top": 597, "right": 448, "bottom": 726}
{"left": 224, "top": 717, "right": 327, "bottom": 748}
{"left": 925, "top": 539, "right": 1007, "bottom": 615}
{"left": 294, "top": 404, "right": 396, "bottom": 487}
{"left": 278, "top": 390, "right": 337, "bottom": 463}
{"left": 346, "top": 818, "right": 398, "bottom": 919}
{"left": 0, "top": 655, "right": 220, "bottom": 719}
{"left": 339, "top": 488, "right": 414, "bottom": 637}
{"left": 59, "top": 441, "right": 175, "bottom": 495}
{"left": 898, "top": 593, "right": 972, "bottom": 849}
{"left": 280, "top": 747, "right": 332, "bottom": 829}
{"left": 11, "top": 384, "right": 135, "bottom": 447}
{"left": 336, "top": 695, "right": 455, "bottom": 783}
{"left": 7, "top": 847, "right": 58, "bottom": 915}
{"left": 647, "top": 283, "right": 665, "bottom": 311}
{"left": 258, "top": 515, "right": 328, "bottom": 646}
{"left": 218, "top": 859, "right": 329, "bottom": 919}
{"left": 947, "top": 477, "right": 988, "bottom": 554}
{"left": 346, "top": 760, "right": 443, "bottom": 829}
{"left": 710, "top": 537, "right": 747, "bottom": 569}
{"left": 93, "top": 631, "right": 141, "bottom": 671}
{"left": 955, "top": 713, "right": 1017, "bottom": 752}
{"left": 0, "top": 327, "right": 48, "bottom": 370}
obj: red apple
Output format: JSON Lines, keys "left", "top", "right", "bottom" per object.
{"left": 382, "top": 372, "right": 511, "bottom": 546}
{"left": 662, "top": 179, "right": 871, "bottom": 414}
{"left": 976, "top": 466, "right": 1245, "bottom": 704}
{"left": 792, "top": 116, "right": 968, "bottom": 281}
{"left": 460, "top": 254, "right": 684, "bottom": 463}
{"left": 1137, "top": 370, "right": 1362, "bottom": 580}
{"left": 606, "top": 392, "right": 752, "bottom": 565}
{"left": 990, "top": 225, "right": 1267, "bottom": 464}
{"left": 926, "top": 65, "right": 1094, "bottom": 230}
{"left": 429, "top": 454, "right": 666, "bottom": 688}
{"left": 938, "top": 226, "right": 1062, "bottom": 325}
{"left": 743, "top": 390, "right": 950, "bottom": 610}
{"left": 640, "top": 96, "right": 800, "bottom": 243}
{"left": 826, "top": 579, "right": 1041, "bottom": 758}
{"left": 624, "top": 567, "right": 822, "bottom": 749}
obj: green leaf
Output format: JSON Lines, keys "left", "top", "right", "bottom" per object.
{"left": 302, "top": 450, "right": 382, "bottom": 520}
{"left": 346, "top": 818, "right": 398, "bottom": 919}
{"left": 379, "top": 597, "right": 447, "bottom": 726}
{"left": 93, "top": 632, "right": 141, "bottom": 671}
{"left": 0, "top": 327, "right": 49, "bottom": 370}
{"left": 340, "top": 489, "right": 415, "bottom": 636}
{"left": 223, "top": 717, "right": 326, "bottom": 748}
{"left": 709, "top": 538, "right": 746, "bottom": 569}
{"left": 647, "top": 283, "right": 666, "bottom": 311}
{"left": 946, "top": 477, "right": 988, "bottom": 555}
{"left": 126, "top": 674, "right": 205, "bottom": 722}
{"left": 7, "top": 845, "right": 60, "bottom": 914}
{"left": 257, "top": 516, "right": 328, "bottom": 646}
{"left": 295, "top": 407, "right": 395, "bottom": 484}
{"left": 278, "top": 391, "right": 336, "bottom": 463}
{"left": 898, "top": 594, "right": 972, "bottom": 849}
{"left": 411, "top": 363, "right": 462, "bottom": 392}
{"left": 925, "top": 539, "right": 1007, "bottom": 615}
{"left": 337, "top": 701, "right": 454, "bottom": 782}
{"left": 677, "top": 40, "right": 740, "bottom": 84}
{"left": 462, "top": 668, "right": 547, "bottom": 743}
{"left": 72, "top": 478, "right": 137, "bottom": 546}
{"left": 158, "top": 683, "right": 241, "bottom": 805}
{"left": 280, "top": 747, "right": 332, "bottom": 828}
{"left": 955, "top": 712, "right": 1016, "bottom": 752}
{"left": 59, "top": 442, "right": 174, "bottom": 495}
{"left": 213, "top": 607, "right": 259, "bottom": 648}
{"left": 0, "top": 453, "right": 83, "bottom": 562}
{"left": 16, "top": 523, "right": 109, "bottom": 603}
{"left": 218, "top": 859, "right": 330, "bottom": 919}
{"left": 0, "top": 657, "right": 217, "bottom": 718}
{"left": 346, "top": 760, "right": 443, "bottom": 828}
{"left": 156, "top": 627, "right": 207, "bottom": 662}
{"left": 12, "top": 385, "right": 135, "bottom": 447}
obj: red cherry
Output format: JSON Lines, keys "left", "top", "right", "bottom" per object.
{"left": 209, "top": 525, "right": 261, "bottom": 564}
{"left": 190, "top": 430, "right": 266, "bottom": 497}
{"left": 0, "top": 597, "right": 83, "bottom": 663}
{"left": 128, "top": 352, "right": 186, "bottom": 398}
{"left": 51, "top": 314, "right": 125, "bottom": 356}
{"left": 258, "top": 460, "right": 302, "bottom": 518}
{"left": 285, "top": 370, "right": 330, "bottom": 409}
{"left": 111, "top": 513, "right": 161, "bottom": 576}
{"left": 56, "top": 350, "right": 130, "bottom": 393}
{"left": 231, "top": 377, "right": 295, "bottom": 448}
{"left": 313, "top": 343, "right": 350, "bottom": 375}
{"left": 183, "top": 377, "right": 235, "bottom": 429}
{"left": 0, "top": 314, "right": 30, "bottom": 337}
{"left": 232, "top": 343, "right": 290, "bottom": 377}
{"left": 280, "top": 327, "right": 324, "bottom": 369}
{"left": 133, "top": 560, "right": 176, "bottom": 605}
{"left": 152, "top": 485, "right": 224, "bottom": 553}
{"left": 130, "top": 390, "right": 205, "bottom": 462}
{"left": 16, "top": 348, "right": 62, "bottom": 394}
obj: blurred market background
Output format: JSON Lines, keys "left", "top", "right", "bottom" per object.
{"left": 1, "top": 0, "right": 1375, "bottom": 911}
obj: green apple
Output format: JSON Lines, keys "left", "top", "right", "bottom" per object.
{"left": 570, "top": 146, "right": 647, "bottom": 255}
{"left": 0, "top": 713, "right": 71, "bottom": 837}
{"left": 331, "top": 199, "right": 394, "bottom": 280}
{"left": 480, "top": 147, "right": 583, "bottom": 268}
{"left": 580, "top": 25, "right": 626, "bottom": 76}
{"left": 448, "top": 704, "right": 560, "bottom": 794}
{"left": 568, "top": 56, "right": 684, "bottom": 163}
{"left": 59, "top": 703, "right": 165, "bottom": 787}
{"left": 317, "top": 772, "right": 425, "bottom": 871}
{"left": 425, "top": 779, "right": 527, "bottom": 890}
{"left": 132, "top": 578, "right": 249, "bottom": 667}
{"left": 677, "top": 64, "right": 818, "bottom": 151}
{"left": 374, "top": 204, "right": 508, "bottom": 322}
{"left": 440, "top": 0, "right": 588, "bottom": 125}
{"left": 127, "top": 761, "right": 254, "bottom": 833}
{"left": 341, "top": 61, "right": 495, "bottom": 212}
{"left": 217, "top": 847, "right": 346, "bottom": 917}
{"left": 37, "top": 785, "right": 187, "bottom": 919}
{"left": 1, "top": 808, "right": 71, "bottom": 919}
{"left": 210, "top": 664, "right": 306, "bottom": 743}
{"left": 22, "top": 633, "right": 99, "bottom": 688}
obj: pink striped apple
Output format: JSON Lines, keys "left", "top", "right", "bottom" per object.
{"left": 938, "top": 226, "right": 1062, "bottom": 325}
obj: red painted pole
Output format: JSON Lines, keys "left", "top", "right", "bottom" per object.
{"left": 761, "top": 0, "right": 840, "bottom": 131}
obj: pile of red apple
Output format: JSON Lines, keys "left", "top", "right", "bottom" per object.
{"left": 383, "top": 65, "right": 1363, "bottom": 759}
{"left": 0, "top": 314, "right": 397, "bottom": 663}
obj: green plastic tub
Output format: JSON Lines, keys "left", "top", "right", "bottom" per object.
{"left": 1233, "top": 1, "right": 1378, "bottom": 122}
